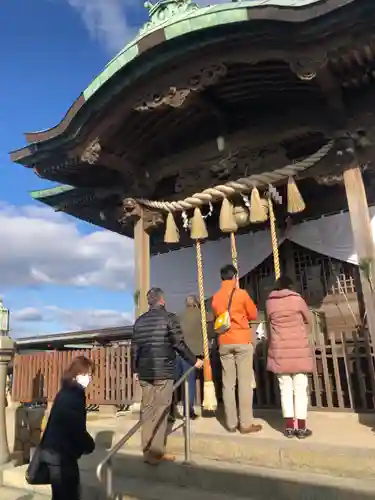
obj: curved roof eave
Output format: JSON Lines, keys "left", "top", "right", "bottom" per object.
{"left": 10, "top": 0, "right": 354, "bottom": 163}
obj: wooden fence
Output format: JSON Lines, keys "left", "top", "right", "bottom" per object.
{"left": 12, "top": 331, "right": 375, "bottom": 412}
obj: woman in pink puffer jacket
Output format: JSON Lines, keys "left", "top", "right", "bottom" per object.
{"left": 266, "top": 276, "right": 313, "bottom": 439}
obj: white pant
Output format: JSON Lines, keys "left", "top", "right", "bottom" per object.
{"left": 277, "top": 373, "right": 308, "bottom": 420}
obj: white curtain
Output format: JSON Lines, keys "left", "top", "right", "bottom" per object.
{"left": 288, "top": 207, "right": 375, "bottom": 265}
{"left": 151, "top": 208, "right": 375, "bottom": 313}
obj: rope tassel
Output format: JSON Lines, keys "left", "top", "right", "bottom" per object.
{"left": 287, "top": 177, "right": 305, "bottom": 214}
{"left": 250, "top": 187, "right": 268, "bottom": 223}
{"left": 219, "top": 198, "right": 237, "bottom": 233}
{"left": 190, "top": 207, "right": 208, "bottom": 240}
{"left": 195, "top": 240, "right": 217, "bottom": 412}
{"left": 164, "top": 212, "right": 179, "bottom": 243}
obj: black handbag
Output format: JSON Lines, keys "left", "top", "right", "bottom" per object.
{"left": 25, "top": 445, "right": 51, "bottom": 485}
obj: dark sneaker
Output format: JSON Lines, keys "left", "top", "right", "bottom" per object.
{"left": 168, "top": 414, "right": 176, "bottom": 424}
{"left": 284, "top": 428, "right": 295, "bottom": 439}
{"left": 295, "top": 428, "right": 312, "bottom": 439}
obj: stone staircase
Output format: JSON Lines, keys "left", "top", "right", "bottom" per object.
{"left": 3, "top": 411, "right": 375, "bottom": 499}
{"left": 2, "top": 449, "right": 375, "bottom": 500}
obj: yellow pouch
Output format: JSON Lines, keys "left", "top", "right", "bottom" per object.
{"left": 214, "top": 311, "right": 231, "bottom": 334}
{"left": 214, "top": 288, "right": 236, "bottom": 335}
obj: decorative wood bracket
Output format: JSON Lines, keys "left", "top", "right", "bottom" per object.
{"left": 118, "top": 198, "right": 164, "bottom": 232}
{"left": 134, "top": 63, "right": 227, "bottom": 111}
{"left": 80, "top": 137, "right": 135, "bottom": 174}
{"left": 289, "top": 52, "right": 328, "bottom": 81}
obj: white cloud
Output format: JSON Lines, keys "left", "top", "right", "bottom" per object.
{"left": 66, "top": 0, "right": 229, "bottom": 53}
{"left": 46, "top": 306, "right": 133, "bottom": 330}
{"left": 12, "top": 307, "right": 44, "bottom": 323}
{"left": 0, "top": 202, "right": 134, "bottom": 291}
{"left": 12, "top": 305, "right": 133, "bottom": 333}
{"left": 66, "top": 0, "right": 137, "bottom": 53}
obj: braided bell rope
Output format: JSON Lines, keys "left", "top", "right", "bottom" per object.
{"left": 195, "top": 240, "right": 210, "bottom": 365}
{"left": 230, "top": 232, "right": 239, "bottom": 288}
{"left": 137, "top": 141, "right": 333, "bottom": 212}
{"left": 268, "top": 197, "right": 281, "bottom": 281}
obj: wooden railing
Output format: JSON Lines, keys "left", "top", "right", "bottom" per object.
{"left": 12, "top": 332, "right": 375, "bottom": 412}
{"left": 12, "top": 343, "right": 136, "bottom": 406}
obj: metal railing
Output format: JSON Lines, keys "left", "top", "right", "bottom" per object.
{"left": 96, "top": 366, "right": 195, "bottom": 498}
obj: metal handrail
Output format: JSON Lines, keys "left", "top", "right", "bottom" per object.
{"left": 96, "top": 366, "right": 195, "bottom": 497}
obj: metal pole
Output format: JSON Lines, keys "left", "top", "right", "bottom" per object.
{"left": 183, "top": 377, "right": 191, "bottom": 464}
{"left": 0, "top": 336, "right": 14, "bottom": 465}
{"left": 106, "top": 458, "right": 113, "bottom": 498}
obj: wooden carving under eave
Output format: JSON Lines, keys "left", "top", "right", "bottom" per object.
{"left": 135, "top": 87, "right": 192, "bottom": 111}
{"left": 134, "top": 64, "right": 227, "bottom": 112}
{"left": 118, "top": 198, "right": 163, "bottom": 231}
{"left": 81, "top": 137, "right": 101, "bottom": 164}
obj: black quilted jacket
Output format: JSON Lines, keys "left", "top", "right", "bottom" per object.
{"left": 131, "top": 305, "right": 197, "bottom": 381}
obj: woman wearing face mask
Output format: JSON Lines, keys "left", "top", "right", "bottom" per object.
{"left": 41, "top": 356, "right": 95, "bottom": 500}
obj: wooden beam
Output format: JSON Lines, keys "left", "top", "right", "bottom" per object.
{"left": 315, "top": 65, "right": 375, "bottom": 345}
{"left": 134, "top": 209, "right": 150, "bottom": 318}
{"left": 343, "top": 164, "right": 375, "bottom": 340}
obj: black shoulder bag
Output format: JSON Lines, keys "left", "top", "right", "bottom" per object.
{"left": 25, "top": 416, "right": 51, "bottom": 485}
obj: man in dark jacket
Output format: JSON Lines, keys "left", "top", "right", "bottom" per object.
{"left": 132, "top": 287, "right": 203, "bottom": 465}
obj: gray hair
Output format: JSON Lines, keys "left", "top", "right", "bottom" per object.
{"left": 147, "top": 287, "right": 164, "bottom": 307}
{"left": 185, "top": 295, "right": 200, "bottom": 308}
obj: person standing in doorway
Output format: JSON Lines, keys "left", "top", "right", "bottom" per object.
{"left": 177, "top": 294, "right": 203, "bottom": 419}
{"left": 132, "top": 287, "right": 203, "bottom": 466}
{"left": 212, "top": 265, "right": 262, "bottom": 434}
{"left": 266, "top": 276, "right": 313, "bottom": 439}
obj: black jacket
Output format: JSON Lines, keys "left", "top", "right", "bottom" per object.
{"left": 132, "top": 305, "right": 197, "bottom": 381}
{"left": 42, "top": 380, "right": 95, "bottom": 460}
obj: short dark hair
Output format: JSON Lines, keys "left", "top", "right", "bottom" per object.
{"left": 220, "top": 264, "right": 238, "bottom": 281}
{"left": 274, "top": 275, "right": 294, "bottom": 291}
{"left": 63, "top": 356, "right": 94, "bottom": 382}
{"left": 147, "top": 287, "right": 164, "bottom": 307}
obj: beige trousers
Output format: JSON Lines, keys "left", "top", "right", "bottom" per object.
{"left": 140, "top": 379, "right": 173, "bottom": 456}
{"left": 219, "top": 344, "right": 255, "bottom": 429}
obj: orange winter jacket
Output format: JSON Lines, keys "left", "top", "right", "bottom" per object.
{"left": 211, "top": 280, "right": 257, "bottom": 346}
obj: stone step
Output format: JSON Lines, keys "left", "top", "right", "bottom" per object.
{"left": 4, "top": 453, "right": 375, "bottom": 500}
{"left": 88, "top": 426, "right": 375, "bottom": 480}
{"left": 0, "top": 486, "right": 48, "bottom": 499}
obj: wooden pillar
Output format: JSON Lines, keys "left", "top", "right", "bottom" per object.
{"left": 313, "top": 64, "right": 375, "bottom": 343}
{"left": 132, "top": 209, "right": 150, "bottom": 408}
{"left": 134, "top": 210, "right": 150, "bottom": 318}
{"left": 343, "top": 164, "right": 375, "bottom": 343}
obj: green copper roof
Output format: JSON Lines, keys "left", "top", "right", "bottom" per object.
{"left": 30, "top": 185, "right": 75, "bottom": 200}
{"left": 83, "top": 0, "right": 335, "bottom": 100}
{"left": 10, "top": 0, "right": 354, "bottom": 163}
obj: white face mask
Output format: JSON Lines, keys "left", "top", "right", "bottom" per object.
{"left": 76, "top": 374, "right": 91, "bottom": 389}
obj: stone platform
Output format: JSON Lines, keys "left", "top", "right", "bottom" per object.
{"left": 3, "top": 408, "right": 375, "bottom": 499}
{"left": 84, "top": 409, "right": 375, "bottom": 479}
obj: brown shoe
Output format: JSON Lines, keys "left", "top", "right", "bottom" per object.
{"left": 160, "top": 453, "right": 176, "bottom": 462}
{"left": 143, "top": 453, "right": 161, "bottom": 466}
{"left": 144, "top": 452, "right": 176, "bottom": 465}
{"left": 239, "top": 424, "right": 262, "bottom": 434}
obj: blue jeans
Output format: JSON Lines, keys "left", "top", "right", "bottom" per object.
{"left": 176, "top": 356, "right": 196, "bottom": 416}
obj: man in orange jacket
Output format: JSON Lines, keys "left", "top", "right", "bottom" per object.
{"left": 212, "top": 264, "right": 262, "bottom": 434}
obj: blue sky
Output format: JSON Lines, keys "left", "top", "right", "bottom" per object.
{"left": 1, "top": 0, "right": 153, "bottom": 337}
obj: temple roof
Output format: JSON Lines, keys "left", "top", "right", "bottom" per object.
{"left": 10, "top": 0, "right": 375, "bottom": 254}
{"left": 10, "top": 0, "right": 356, "bottom": 163}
